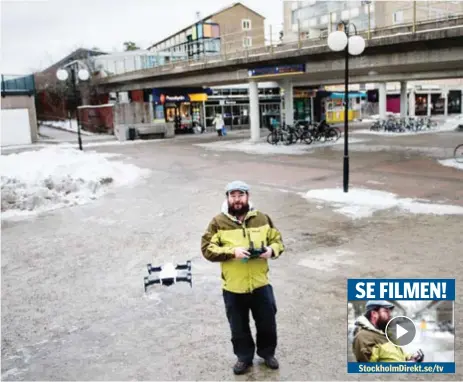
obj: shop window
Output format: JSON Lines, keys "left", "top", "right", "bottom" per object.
{"left": 242, "top": 19, "right": 251, "bottom": 30}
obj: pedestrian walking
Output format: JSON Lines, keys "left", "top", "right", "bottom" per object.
{"left": 212, "top": 114, "right": 224, "bottom": 137}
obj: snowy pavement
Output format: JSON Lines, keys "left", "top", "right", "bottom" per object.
{"left": 38, "top": 125, "right": 114, "bottom": 143}
{"left": 2, "top": 128, "right": 463, "bottom": 381}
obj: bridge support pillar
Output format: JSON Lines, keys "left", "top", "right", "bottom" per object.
{"left": 427, "top": 93, "right": 432, "bottom": 117}
{"left": 282, "top": 79, "right": 294, "bottom": 126}
{"left": 249, "top": 80, "right": 260, "bottom": 142}
{"left": 443, "top": 86, "right": 448, "bottom": 117}
{"left": 400, "top": 81, "right": 408, "bottom": 118}
{"left": 378, "top": 82, "right": 387, "bottom": 120}
{"left": 409, "top": 86, "right": 416, "bottom": 117}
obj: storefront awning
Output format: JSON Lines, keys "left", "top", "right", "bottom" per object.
{"left": 189, "top": 93, "right": 208, "bottom": 102}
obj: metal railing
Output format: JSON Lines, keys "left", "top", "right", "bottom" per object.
{"left": 94, "top": 11, "right": 463, "bottom": 80}
{"left": 1, "top": 74, "right": 36, "bottom": 95}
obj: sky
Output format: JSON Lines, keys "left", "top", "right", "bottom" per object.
{"left": 1, "top": 0, "right": 284, "bottom": 74}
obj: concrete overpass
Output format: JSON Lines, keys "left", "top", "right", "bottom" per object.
{"left": 95, "top": 17, "right": 463, "bottom": 93}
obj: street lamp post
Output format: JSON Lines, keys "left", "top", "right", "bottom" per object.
{"left": 327, "top": 21, "right": 365, "bottom": 193}
{"left": 56, "top": 64, "right": 90, "bottom": 150}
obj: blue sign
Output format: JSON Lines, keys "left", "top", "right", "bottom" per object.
{"left": 347, "top": 278, "right": 455, "bottom": 300}
{"left": 248, "top": 64, "right": 305, "bottom": 78}
{"left": 348, "top": 363, "right": 455, "bottom": 374}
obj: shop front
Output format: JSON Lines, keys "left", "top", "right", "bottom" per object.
{"left": 293, "top": 88, "right": 316, "bottom": 122}
{"left": 205, "top": 99, "right": 249, "bottom": 130}
{"left": 320, "top": 91, "right": 366, "bottom": 123}
{"left": 152, "top": 88, "right": 209, "bottom": 133}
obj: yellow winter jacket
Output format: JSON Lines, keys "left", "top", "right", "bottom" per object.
{"left": 353, "top": 315, "right": 413, "bottom": 362}
{"left": 201, "top": 203, "right": 284, "bottom": 293}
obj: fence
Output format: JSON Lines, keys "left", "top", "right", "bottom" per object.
{"left": 1, "top": 74, "right": 36, "bottom": 96}
{"left": 94, "top": 10, "right": 463, "bottom": 79}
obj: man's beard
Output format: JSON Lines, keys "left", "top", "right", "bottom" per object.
{"left": 376, "top": 317, "right": 389, "bottom": 332}
{"left": 228, "top": 201, "right": 249, "bottom": 216}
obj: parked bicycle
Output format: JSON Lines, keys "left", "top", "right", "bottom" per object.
{"left": 454, "top": 143, "right": 463, "bottom": 163}
{"left": 308, "top": 120, "right": 341, "bottom": 142}
{"left": 370, "top": 116, "right": 436, "bottom": 133}
{"left": 266, "top": 120, "right": 340, "bottom": 145}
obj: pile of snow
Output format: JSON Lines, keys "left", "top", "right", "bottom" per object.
{"left": 303, "top": 188, "right": 463, "bottom": 219}
{"left": 195, "top": 138, "right": 365, "bottom": 155}
{"left": 1, "top": 147, "right": 150, "bottom": 218}
{"left": 40, "top": 120, "right": 94, "bottom": 136}
{"left": 438, "top": 159, "right": 463, "bottom": 171}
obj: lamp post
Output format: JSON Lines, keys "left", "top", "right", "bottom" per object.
{"left": 56, "top": 63, "right": 90, "bottom": 150}
{"left": 327, "top": 21, "right": 365, "bottom": 193}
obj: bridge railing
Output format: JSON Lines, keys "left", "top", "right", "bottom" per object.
{"left": 96, "top": 11, "right": 463, "bottom": 81}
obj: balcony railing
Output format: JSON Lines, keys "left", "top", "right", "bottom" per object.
{"left": 1, "top": 74, "right": 36, "bottom": 96}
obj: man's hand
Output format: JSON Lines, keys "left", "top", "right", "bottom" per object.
{"left": 409, "top": 349, "right": 424, "bottom": 362}
{"left": 234, "top": 247, "right": 250, "bottom": 259}
{"left": 259, "top": 246, "right": 273, "bottom": 259}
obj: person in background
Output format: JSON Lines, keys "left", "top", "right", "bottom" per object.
{"left": 212, "top": 114, "right": 224, "bottom": 137}
{"left": 201, "top": 181, "right": 285, "bottom": 375}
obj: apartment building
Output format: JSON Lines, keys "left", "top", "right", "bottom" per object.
{"left": 147, "top": 2, "right": 265, "bottom": 59}
{"left": 283, "top": 0, "right": 463, "bottom": 41}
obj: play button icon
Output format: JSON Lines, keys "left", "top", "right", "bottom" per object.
{"left": 385, "top": 316, "right": 417, "bottom": 347}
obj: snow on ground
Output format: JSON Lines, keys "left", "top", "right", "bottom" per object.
{"left": 195, "top": 138, "right": 366, "bottom": 155}
{"left": 1, "top": 146, "right": 151, "bottom": 219}
{"left": 302, "top": 188, "right": 463, "bottom": 219}
{"left": 56, "top": 139, "right": 164, "bottom": 148}
{"left": 40, "top": 120, "right": 95, "bottom": 136}
{"left": 438, "top": 158, "right": 463, "bottom": 170}
{"left": 354, "top": 115, "right": 463, "bottom": 136}
{"left": 331, "top": 143, "right": 449, "bottom": 158}
{"left": 298, "top": 249, "right": 355, "bottom": 271}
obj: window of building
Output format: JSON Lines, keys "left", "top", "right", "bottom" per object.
{"left": 393, "top": 10, "right": 403, "bottom": 24}
{"left": 291, "top": 10, "right": 298, "bottom": 24}
{"left": 242, "top": 19, "right": 251, "bottom": 30}
{"left": 243, "top": 36, "right": 252, "bottom": 47}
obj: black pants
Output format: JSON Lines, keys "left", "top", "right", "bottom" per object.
{"left": 223, "top": 284, "right": 277, "bottom": 362}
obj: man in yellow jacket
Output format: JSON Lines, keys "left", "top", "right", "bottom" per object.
{"left": 352, "top": 300, "right": 424, "bottom": 362}
{"left": 201, "top": 180, "right": 285, "bottom": 375}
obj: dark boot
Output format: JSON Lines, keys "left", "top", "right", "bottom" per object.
{"left": 233, "top": 360, "right": 252, "bottom": 375}
{"left": 264, "top": 356, "right": 279, "bottom": 370}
